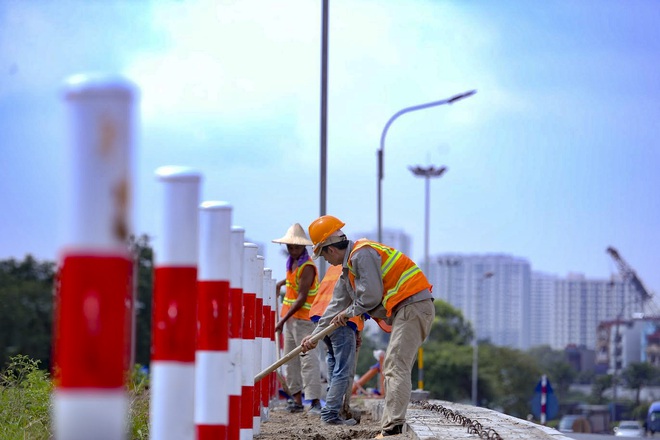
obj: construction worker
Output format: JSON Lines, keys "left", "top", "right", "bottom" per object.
{"left": 301, "top": 215, "right": 435, "bottom": 438}
{"left": 272, "top": 223, "right": 323, "bottom": 415}
{"left": 308, "top": 264, "right": 362, "bottom": 426}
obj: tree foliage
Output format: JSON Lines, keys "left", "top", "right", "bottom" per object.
{"left": 0, "top": 256, "right": 55, "bottom": 370}
{"left": 621, "top": 361, "right": 659, "bottom": 406}
{"left": 129, "top": 234, "right": 154, "bottom": 367}
{"left": 526, "top": 345, "right": 576, "bottom": 397}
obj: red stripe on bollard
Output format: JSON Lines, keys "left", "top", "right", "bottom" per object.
{"left": 228, "top": 395, "right": 241, "bottom": 440}
{"left": 240, "top": 386, "right": 254, "bottom": 429}
{"left": 197, "top": 280, "right": 230, "bottom": 351}
{"left": 241, "top": 292, "right": 256, "bottom": 430}
{"left": 253, "top": 296, "right": 263, "bottom": 418}
{"left": 196, "top": 424, "right": 227, "bottom": 440}
{"left": 261, "top": 305, "right": 271, "bottom": 407}
{"left": 152, "top": 266, "right": 198, "bottom": 362}
{"left": 229, "top": 288, "right": 243, "bottom": 338}
{"left": 54, "top": 254, "right": 132, "bottom": 388}
{"left": 243, "top": 293, "right": 256, "bottom": 340}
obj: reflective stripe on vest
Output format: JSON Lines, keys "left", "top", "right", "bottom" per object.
{"left": 280, "top": 257, "right": 319, "bottom": 320}
{"left": 347, "top": 239, "right": 431, "bottom": 317}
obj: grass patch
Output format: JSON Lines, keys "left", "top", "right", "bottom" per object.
{"left": 0, "top": 355, "right": 150, "bottom": 440}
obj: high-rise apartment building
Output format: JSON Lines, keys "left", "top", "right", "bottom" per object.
{"left": 529, "top": 272, "right": 559, "bottom": 349}
{"left": 429, "top": 253, "right": 531, "bottom": 349}
{"left": 552, "top": 274, "right": 643, "bottom": 349}
{"left": 356, "top": 229, "right": 651, "bottom": 354}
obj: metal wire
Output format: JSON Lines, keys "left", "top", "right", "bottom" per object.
{"left": 412, "top": 400, "right": 503, "bottom": 440}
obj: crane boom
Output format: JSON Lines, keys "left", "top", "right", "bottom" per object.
{"left": 606, "top": 246, "right": 652, "bottom": 302}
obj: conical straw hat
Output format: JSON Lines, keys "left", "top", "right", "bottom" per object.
{"left": 272, "top": 223, "right": 313, "bottom": 246}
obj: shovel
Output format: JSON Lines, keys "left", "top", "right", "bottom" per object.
{"left": 255, "top": 323, "right": 337, "bottom": 383}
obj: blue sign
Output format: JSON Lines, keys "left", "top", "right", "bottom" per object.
{"left": 530, "top": 378, "right": 559, "bottom": 421}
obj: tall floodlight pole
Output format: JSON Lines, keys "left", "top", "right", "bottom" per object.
{"left": 472, "top": 271, "right": 494, "bottom": 406}
{"left": 377, "top": 90, "right": 476, "bottom": 243}
{"left": 319, "top": 0, "right": 329, "bottom": 276}
{"left": 408, "top": 165, "right": 447, "bottom": 276}
{"left": 409, "top": 164, "right": 446, "bottom": 392}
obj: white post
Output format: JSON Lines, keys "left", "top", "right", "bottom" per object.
{"left": 54, "top": 73, "right": 136, "bottom": 440}
{"left": 227, "top": 227, "right": 245, "bottom": 440}
{"left": 261, "top": 266, "right": 273, "bottom": 421}
{"left": 240, "top": 243, "right": 259, "bottom": 440}
{"left": 252, "top": 255, "right": 265, "bottom": 433}
{"left": 195, "top": 201, "right": 232, "bottom": 439}
{"left": 150, "top": 166, "right": 201, "bottom": 440}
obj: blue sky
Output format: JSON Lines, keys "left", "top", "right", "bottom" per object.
{"left": 1, "top": 0, "right": 658, "bottom": 297}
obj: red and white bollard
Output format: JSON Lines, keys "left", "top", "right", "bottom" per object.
{"left": 227, "top": 227, "right": 245, "bottom": 440}
{"left": 150, "top": 166, "right": 201, "bottom": 440}
{"left": 253, "top": 255, "right": 265, "bottom": 433}
{"left": 53, "top": 73, "right": 136, "bottom": 440}
{"left": 261, "top": 268, "right": 274, "bottom": 419}
{"left": 195, "top": 201, "right": 232, "bottom": 439}
{"left": 268, "top": 273, "right": 278, "bottom": 402}
{"left": 240, "top": 243, "right": 258, "bottom": 440}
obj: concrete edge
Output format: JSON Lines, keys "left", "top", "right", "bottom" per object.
{"left": 360, "top": 398, "right": 575, "bottom": 440}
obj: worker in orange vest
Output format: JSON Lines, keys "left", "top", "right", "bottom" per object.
{"left": 301, "top": 215, "right": 434, "bottom": 438}
{"left": 308, "top": 264, "right": 363, "bottom": 426}
{"left": 273, "top": 223, "right": 323, "bottom": 415}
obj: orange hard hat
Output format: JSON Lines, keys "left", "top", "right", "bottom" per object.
{"left": 308, "top": 215, "right": 346, "bottom": 257}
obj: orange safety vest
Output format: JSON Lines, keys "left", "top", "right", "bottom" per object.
{"left": 310, "top": 265, "right": 364, "bottom": 331}
{"left": 347, "top": 239, "right": 432, "bottom": 317}
{"left": 280, "top": 256, "right": 319, "bottom": 321}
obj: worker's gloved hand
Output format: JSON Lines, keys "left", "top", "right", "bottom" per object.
{"left": 301, "top": 335, "right": 318, "bottom": 353}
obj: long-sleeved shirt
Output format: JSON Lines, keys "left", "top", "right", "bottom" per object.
{"left": 312, "top": 240, "right": 389, "bottom": 336}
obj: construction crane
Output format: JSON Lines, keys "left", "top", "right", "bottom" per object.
{"left": 606, "top": 246, "right": 656, "bottom": 422}
{"left": 606, "top": 246, "right": 653, "bottom": 305}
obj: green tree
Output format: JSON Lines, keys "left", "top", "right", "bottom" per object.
{"left": 422, "top": 342, "right": 472, "bottom": 402}
{"left": 426, "top": 299, "right": 473, "bottom": 346}
{"left": 479, "top": 344, "right": 542, "bottom": 417}
{"left": 590, "top": 374, "right": 613, "bottom": 404}
{"left": 129, "top": 234, "right": 154, "bottom": 367}
{"left": 527, "top": 345, "right": 576, "bottom": 397}
{"left": 621, "top": 362, "right": 659, "bottom": 406}
{"left": 418, "top": 300, "right": 475, "bottom": 402}
{"left": 0, "top": 256, "right": 55, "bottom": 370}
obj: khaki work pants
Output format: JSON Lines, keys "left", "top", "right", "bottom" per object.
{"left": 381, "top": 299, "right": 435, "bottom": 431}
{"left": 283, "top": 317, "right": 322, "bottom": 401}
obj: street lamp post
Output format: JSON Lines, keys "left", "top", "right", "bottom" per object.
{"left": 472, "top": 271, "right": 494, "bottom": 406}
{"left": 377, "top": 90, "right": 476, "bottom": 243}
{"left": 409, "top": 165, "right": 447, "bottom": 392}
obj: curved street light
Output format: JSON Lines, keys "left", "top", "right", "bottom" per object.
{"left": 377, "top": 89, "right": 476, "bottom": 243}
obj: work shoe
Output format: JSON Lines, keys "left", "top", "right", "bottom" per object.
{"left": 286, "top": 399, "right": 304, "bottom": 413}
{"left": 323, "top": 417, "right": 358, "bottom": 426}
{"left": 374, "top": 425, "right": 404, "bottom": 438}
{"left": 308, "top": 401, "right": 323, "bottom": 415}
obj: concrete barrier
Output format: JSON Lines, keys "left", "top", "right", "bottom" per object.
{"left": 364, "top": 399, "right": 574, "bottom": 440}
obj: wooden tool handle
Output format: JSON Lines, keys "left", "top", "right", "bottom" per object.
{"left": 254, "top": 323, "right": 338, "bottom": 383}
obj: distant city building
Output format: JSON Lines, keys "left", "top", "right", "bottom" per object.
{"left": 429, "top": 253, "right": 531, "bottom": 349}
{"left": 358, "top": 228, "right": 655, "bottom": 361}
{"left": 596, "top": 317, "right": 660, "bottom": 375}
{"left": 529, "top": 272, "right": 559, "bottom": 349}
{"left": 554, "top": 275, "right": 642, "bottom": 350}
{"left": 353, "top": 228, "right": 411, "bottom": 256}
{"left": 564, "top": 344, "right": 596, "bottom": 373}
